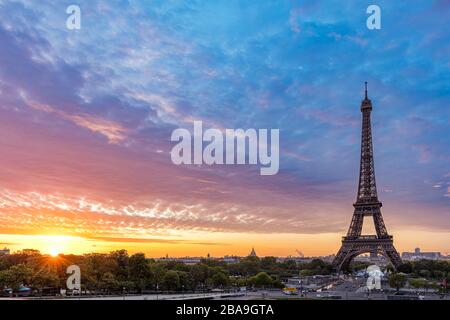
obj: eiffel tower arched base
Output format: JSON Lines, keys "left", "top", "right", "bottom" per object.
{"left": 333, "top": 236, "right": 402, "bottom": 273}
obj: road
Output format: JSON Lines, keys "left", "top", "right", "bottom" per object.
{"left": 4, "top": 277, "right": 449, "bottom": 300}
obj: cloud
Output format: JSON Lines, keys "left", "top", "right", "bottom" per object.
{"left": 289, "top": 7, "right": 303, "bottom": 34}
{"left": 0, "top": 0, "right": 448, "bottom": 247}
{"left": 28, "top": 101, "right": 128, "bottom": 143}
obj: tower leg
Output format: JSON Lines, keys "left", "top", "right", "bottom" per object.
{"left": 384, "top": 246, "right": 402, "bottom": 270}
{"left": 333, "top": 240, "right": 402, "bottom": 273}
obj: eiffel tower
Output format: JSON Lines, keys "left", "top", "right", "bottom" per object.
{"left": 333, "top": 83, "right": 402, "bottom": 272}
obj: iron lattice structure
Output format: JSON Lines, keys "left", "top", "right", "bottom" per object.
{"left": 332, "top": 83, "right": 402, "bottom": 272}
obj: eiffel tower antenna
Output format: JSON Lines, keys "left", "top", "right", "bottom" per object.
{"left": 365, "top": 81, "right": 368, "bottom": 99}
{"left": 332, "top": 83, "right": 402, "bottom": 273}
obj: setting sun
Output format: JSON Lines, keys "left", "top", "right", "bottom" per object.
{"left": 49, "top": 247, "right": 61, "bottom": 257}
{"left": 39, "top": 235, "right": 81, "bottom": 256}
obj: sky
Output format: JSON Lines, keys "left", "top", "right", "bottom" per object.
{"left": 0, "top": 0, "right": 448, "bottom": 257}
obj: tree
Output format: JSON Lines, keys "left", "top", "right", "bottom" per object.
{"left": 211, "top": 272, "right": 229, "bottom": 288}
{"left": 190, "top": 264, "right": 209, "bottom": 288}
{"left": 299, "top": 269, "right": 316, "bottom": 277}
{"left": 162, "top": 270, "right": 180, "bottom": 291}
{"left": 17, "top": 249, "right": 41, "bottom": 256}
{"left": 272, "top": 279, "right": 285, "bottom": 289}
{"left": 110, "top": 250, "right": 129, "bottom": 281}
{"left": 31, "top": 269, "right": 59, "bottom": 293}
{"left": 307, "top": 259, "right": 327, "bottom": 269}
{"left": 99, "top": 272, "right": 119, "bottom": 293}
{"left": 432, "top": 270, "right": 445, "bottom": 279}
{"left": 409, "top": 278, "right": 431, "bottom": 292}
{"left": 0, "top": 264, "right": 33, "bottom": 291}
{"left": 280, "top": 260, "right": 298, "bottom": 271}
{"left": 251, "top": 272, "right": 272, "bottom": 288}
{"left": 80, "top": 253, "right": 117, "bottom": 290}
{"left": 207, "top": 267, "right": 229, "bottom": 288}
{"left": 178, "top": 271, "right": 194, "bottom": 291}
{"left": 149, "top": 263, "right": 166, "bottom": 290}
{"left": 129, "top": 253, "right": 151, "bottom": 292}
{"left": 389, "top": 273, "right": 407, "bottom": 293}
{"left": 119, "top": 280, "right": 135, "bottom": 292}
{"left": 239, "top": 256, "right": 261, "bottom": 276}
{"left": 302, "top": 259, "right": 333, "bottom": 275}
{"left": 261, "top": 257, "right": 277, "bottom": 270}
{"left": 418, "top": 270, "right": 431, "bottom": 279}
{"left": 397, "top": 262, "right": 413, "bottom": 274}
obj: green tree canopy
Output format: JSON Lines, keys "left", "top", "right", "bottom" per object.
{"left": 162, "top": 270, "right": 180, "bottom": 291}
{"left": 0, "top": 264, "right": 33, "bottom": 290}
{"left": 389, "top": 273, "right": 408, "bottom": 292}
{"left": 129, "top": 253, "right": 151, "bottom": 291}
{"left": 251, "top": 272, "right": 272, "bottom": 287}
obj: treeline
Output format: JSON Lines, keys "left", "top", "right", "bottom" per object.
{"left": 397, "top": 260, "right": 450, "bottom": 279}
{"left": 385, "top": 260, "right": 450, "bottom": 294}
{"left": 2, "top": 249, "right": 448, "bottom": 295}
{"left": 0, "top": 250, "right": 330, "bottom": 294}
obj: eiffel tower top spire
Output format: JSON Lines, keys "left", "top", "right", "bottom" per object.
{"left": 361, "top": 81, "right": 372, "bottom": 111}
{"left": 356, "top": 82, "right": 378, "bottom": 204}
{"left": 365, "top": 81, "right": 368, "bottom": 99}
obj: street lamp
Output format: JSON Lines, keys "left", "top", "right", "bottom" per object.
{"left": 203, "top": 283, "right": 206, "bottom": 299}
{"left": 156, "top": 283, "right": 159, "bottom": 301}
{"left": 300, "top": 279, "right": 303, "bottom": 297}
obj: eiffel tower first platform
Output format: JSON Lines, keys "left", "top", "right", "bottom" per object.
{"left": 332, "top": 83, "right": 402, "bottom": 273}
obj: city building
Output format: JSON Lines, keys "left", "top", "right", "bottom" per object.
{"left": 156, "top": 256, "right": 203, "bottom": 265}
{"left": 401, "top": 248, "right": 442, "bottom": 260}
{"left": 248, "top": 248, "right": 257, "bottom": 257}
{"left": 222, "top": 255, "right": 240, "bottom": 264}
{"left": 156, "top": 254, "right": 242, "bottom": 265}
{"left": 276, "top": 256, "right": 313, "bottom": 263}
{"left": 0, "top": 247, "right": 10, "bottom": 255}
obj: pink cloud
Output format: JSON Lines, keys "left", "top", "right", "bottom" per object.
{"left": 28, "top": 101, "right": 127, "bottom": 143}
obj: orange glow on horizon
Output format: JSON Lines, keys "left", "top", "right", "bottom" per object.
{"left": 0, "top": 229, "right": 449, "bottom": 258}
